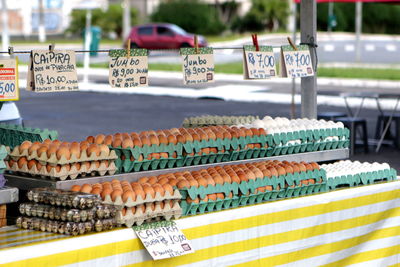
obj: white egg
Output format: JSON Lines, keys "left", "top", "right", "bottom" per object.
{"left": 252, "top": 119, "right": 264, "bottom": 128}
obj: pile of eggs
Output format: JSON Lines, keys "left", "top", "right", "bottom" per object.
{"left": 8, "top": 140, "right": 110, "bottom": 173}
{"left": 320, "top": 160, "right": 391, "bottom": 178}
{"left": 86, "top": 125, "right": 266, "bottom": 160}
{"left": 246, "top": 116, "right": 345, "bottom": 136}
{"left": 182, "top": 115, "right": 259, "bottom": 127}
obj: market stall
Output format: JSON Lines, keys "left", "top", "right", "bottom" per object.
{"left": 0, "top": 180, "right": 398, "bottom": 266}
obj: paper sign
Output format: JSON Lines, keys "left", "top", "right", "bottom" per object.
{"left": 109, "top": 49, "right": 148, "bottom": 87}
{"left": 134, "top": 221, "right": 194, "bottom": 260}
{"left": 243, "top": 45, "right": 276, "bottom": 79}
{"left": 280, "top": 45, "right": 314, "bottom": 78}
{"left": 27, "top": 50, "right": 79, "bottom": 92}
{"left": 180, "top": 47, "right": 214, "bottom": 85}
{"left": 0, "top": 58, "right": 19, "bottom": 101}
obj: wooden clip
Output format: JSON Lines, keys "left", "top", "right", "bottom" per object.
{"left": 8, "top": 46, "right": 14, "bottom": 56}
{"left": 127, "top": 39, "right": 131, "bottom": 58}
{"left": 251, "top": 34, "right": 259, "bottom": 51}
{"left": 194, "top": 35, "right": 199, "bottom": 54}
{"left": 49, "top": 43, "right": 55, "bottom": 52}
{"left": 287, "top": 37, "right": 297, "bottom": 51}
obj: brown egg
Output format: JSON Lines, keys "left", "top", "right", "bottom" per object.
{"left": 177, "top": 180, "right": 189, "bottom": 189}
{"left": 262, "top": 169, "right": 272, "bottom": 177}
{"left": 92, "top": 183, "right": 103, "bottom": 189}
{"left": 81, "top": 184, "right": 92, "bottom": 193}
{"left": 250, "top": 128, "right": 260, "bottom": 136}
{"left": 237, "top": 171, "right": 248, "bottom": 182}
{"left": 122, "top": 190, "right": 136, "bottom": 202}
{"left": 121, "top": 208, "right": 127, "bottom": 216}
{"left": 162, "top": 184, "right": 174, "bottom": 195}
{"left": 71, "top": 185, "right": 81, "bottom": 192}
{"left": 304, "top": 163, "right": 314, "bottom": 171}
{"left": 111, "top": 190, "right": 123, "bottom": 201}
{"left": 160, "top": 152, "right": 169, "bottom": 159}
{"left": 101, "top": 188, "right": 112, "bottom": 199}
{"left": 140, "top": 137, "right": 151, "bottom": 146}
{"left": 70, "top": 145, "right": 80, "bottom": 159}
{"left": 216, "top": 193, "right": 224, "bottom": 200}
{"left": 147, "top": 176, "right": 158, "bottom": 185}
{"left": 134, "top": 187, "right": 146, "bottom": 200}
{"left": 138, "top": 177, "right": 149, "bottom": 184}
{"left": 257, "top": 186, "right": 266, "bottom": 193}
{"left": 297, "top": 163, "right": 307, "bottom": 172}
{"left": 153, "top": 184, "right": 165, "bottom": 197}
{"left": 167, "top": 135, "right": 178, "bottom": 145}
{"left": 187, "top": 179, "right": 199, "bottom": 188}
{"left": 284, "top": 165, "right": 294, "bottom": 174}
{"left": 196, "top": 177, "right": 208, "bottom": 187}
{"left": 207, "top": 194, "right": 217, "bottom": 201}
{"left": 267, "top": 167, "right": 279, "bottom": 177}
{"left": 86, "top": 136, "right": 95, "bottom": 143}
{"left": 102, "top": 135, "right": 112, "bottom": 146}
{"left": 143, "top": 184, "right": 155, "bottom": 198}
{"left": 112, "top": 138, "right": 122, "bottom": 147}
{"left": 37, "top": 145, "right": 48, "bottom": 157}
{"left": 46, "top": 145, "right": 58, "bottom": 158}
{"left": 72, "top": 162, "right": 81, "bottom": 171}
{"left": 158, "top": 135, "right": 168, "bottom": 145}
{"left": 19, "top": 141, "right": 32, "bottom": 153}
{"left": 27, "top": 142, "right": 40, "bottom": 155}
{"left": 87, "top": 144, "right": 101, "bottom": 157}
{"left": 91, "top": 188, "right": 102, "bottom": 195}
{"left": 245, "top": 170, "right": 256, "bottom": 180}
{"left": 258, "top": 128, "right": 267, "bottom": 136}
{"left": 17, "top": 157, "right": 28, "bottom": 169}
{"left": 131, "top": 138, "right": 142, "bottom": 148}
{"left": 98, "top": 144, "right": 110, "bottom": 155}
{"left": 27, "top": 159, "right": 36, "bottom": 170}
{"left": 300, "top": 180, "right": 309, "bottom": 186}
{"left": 308, "top": 179, "right": 316, "bottom": 184}
{"left": 122, "top": 139, "right": 134, "bottom": 149}
{"left": 291, "top": 164, "right": 300, "bottom": 173}
{"left": 56, "top": 146, "right": 71, "bottom": 160}
{"left": 186, "top": 197, "right": 199, "bottom": 204}
{"left": 43, "top": 139, "right": 52, "bottom": 145}
{"left": 157, "top": 177, "right": 169, "bottom": 185}
{"left": 310, "top": 162, "right": 320, "bottom": 170}
{"left": 168, "top": 178, "right": 178, "bottom": 187}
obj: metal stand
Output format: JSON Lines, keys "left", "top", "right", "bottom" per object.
{"left": 5, "top": 149, "right": 349, "bottom": 191}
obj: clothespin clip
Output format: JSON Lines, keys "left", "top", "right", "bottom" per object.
{"left": 127, "top": 38, "right": 131, "bottom": 58}
{"left": 287, "top": 37, "right": 297, "bottom": 51}
{"left": 49, "top": 43, "right": 55, "bottom": 52}
{"left": 251, "top": 34, "right": 259, "bottom": 51}
{"left": 8, "top": 46, "right": 14, "bottom": 56}
{"left": 194, "top": 35, "right": 199, "bottom": 54}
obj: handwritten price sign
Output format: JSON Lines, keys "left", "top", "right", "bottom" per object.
{"left": 280, "top": 45, "right": 314, "bottom": 78}
{"left": 27, "top": 50, "right": 79, "bottom": 92}
{"left": 109, "top": 49, "right": 148, "bottom": 88}
{"left": 134, "top": 221, "right": 194, "bottom": 260}
{"left": 243, "top": 45, "right": 276, "bottom": 79}
{"left": 181, "top": 47, "right": 214, "bottom": 85}
{"left": 0, "top": 58, "right": 19, "bottom": 101}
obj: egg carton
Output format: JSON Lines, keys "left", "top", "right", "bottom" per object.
{"left": 119, "top": 156, "right": 185, "bottom": 173}
{"left": 103, "top": 188, "right": 181, "bottom": 207}
{"left": 117, "top": 201, "right": 182, "bottom": 227}
{"left": 7, "top": 160, "right": 117, "bottom": 180}
{"left": 326, "top": 168, "right": 397, "bottom": 190}
{"left": 9, "top": 146, "right": 118, "bottom": 165}
{"left": 182, "top": 115, "right": 259, "bottom": 128}
{"left": 0, "top": 123, "right": 58, "bottom": 149}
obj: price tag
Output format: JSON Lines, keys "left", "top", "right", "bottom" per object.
{"left": 181, "top": 47, "right": 214, "bottom": 85}
{"left": 280, "top": 45, "right": 314, "bottom": 78}
{"left": 243, "top": 45, "right": 276, "bottom": 79}
{"left": 0, "top": 58, "right": 19, "bottom": 101}
{"left": 133, "top": 221, "right": 194, "bottom": 260}
{"left": 108, "top": 49, "right": 148, "bottom": 87}
{"left": 27, "top": 50, "right": 79, "bottom": 92}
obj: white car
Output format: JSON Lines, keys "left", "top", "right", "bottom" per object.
{"left": 0, "top": 102, "right": 23, "bottom": 125}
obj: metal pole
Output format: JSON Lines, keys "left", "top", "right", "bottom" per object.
{"left": 328, "top": 1, "right": 333, "bottom": 33}
{"left": 355, "top": 1, "right": 362, "bottom": 62}
{"left": 300, "top": 0, "right": 317, "bottom": 119}
{"left": 122, "top": 0, "right": 131, "bottom": 40}
{"left": 83, "top": 9, "right": 92, "bottom": 83}
{"left": 290, "top": 2, "right": 297, "bottom": 119}
{"left": 38, "top": 0, "right": 46, "bottom": 43}
{"left": 1, "top": 0, "right": 9, "bottom": 53}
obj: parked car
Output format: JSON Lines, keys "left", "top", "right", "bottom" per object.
{"left": 0, "top": 102, "right": 23, "bottom": 125}
{"left": 125, "top": 23, "right": 208, "bottom": 50}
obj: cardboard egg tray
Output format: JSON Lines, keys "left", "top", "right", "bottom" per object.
{"left": 0, "top": 123, "right": 58, "bottom": 149}
{"left": 326, "top": 168, "right": 397, "bottom": 190}
{"left": 117, "top": 200, "right": 182, "bottom": 227}
{"left": 102, "top": 188, "right": 182, "bottom": 208}
{"left": 9, "top": 146, "right": 118, "bottom": 166}
{"left": 6, "top": 160, "right": 117, "bottom": 180}
{"left": 182, "top": 115, "right": 259, "bottom": 128}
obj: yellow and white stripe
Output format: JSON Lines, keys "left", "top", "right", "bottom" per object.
{"left": 0, "top": 180, "right": 399, "bottom": 267}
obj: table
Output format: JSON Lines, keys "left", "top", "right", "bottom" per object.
{"left": 0, "top": 180, "right": 399, "bottom": 267}
{"left": 341, "top": 92, "right": 400, "bottom": 152}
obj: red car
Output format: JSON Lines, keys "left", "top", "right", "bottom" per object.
{"left": 126, "top": 23, "right": 207, "bottom": 49}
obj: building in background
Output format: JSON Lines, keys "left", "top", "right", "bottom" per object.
{"left": 0, "top": 0, "right": 107, "bottom": 37}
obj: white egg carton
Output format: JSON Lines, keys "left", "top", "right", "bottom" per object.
{"left": 6, "top": 160, "right": 117, "bottom": 181}
{"left": 102, "top": 188, "right": 181, "bottom": 207}
{"left": 117, "top": 200, "right": 182, "bottom": 227}
{"left": 9, "top": 146, "right": 118, "bottom": 165}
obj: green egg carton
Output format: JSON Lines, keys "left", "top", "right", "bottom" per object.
{"left": 180, "top": 196, "right": 240, "bottom": 216}
{"left": 0, "top": 123, "right": 58, "bottom": 149}
{"left": 0, "top": 146, "right": 7, "bottom": 161}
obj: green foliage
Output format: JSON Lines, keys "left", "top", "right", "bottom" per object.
{"left": 316, "top": 3, "right": 400, "bottom": 34}
{"left": 151, "top": 0, "right": 225, "bottom": 35}
{"left": 67, "top": 4, "right": 138, "bottom": 37}
{"left": 232, "top": 0, "right": 289, "bottom": 33}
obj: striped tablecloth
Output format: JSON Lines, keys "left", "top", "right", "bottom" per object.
{"left": 0, "top": 180, "right": 399, "bottom": 267}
